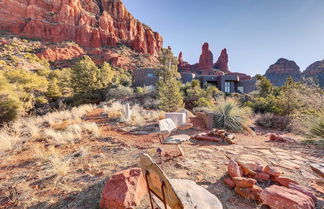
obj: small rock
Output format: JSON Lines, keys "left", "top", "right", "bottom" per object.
{"left": 228, "top": 159, "right": 243, "bottom": 178}
{"left": 254, "top": 172, "right": 270, "bottom": 181}
{"left": 235, "top": 185, "right": 262, "bottom": 201}
{"left": 260, "top": 185, "right": 315, "bottom": 209}
{"left": 275, "top": 176, "right": 297, "bottom": 187}
{"left": 310, "top": 163, "right": 324, "bottom": 178}
{"left": 233, "top": 177, "right": 257, "bottom": 188}
{"left": 263, "top": 165, "right": 281, "bottom": 177}
{"left": 269, "top": 134, "right": 296, "bottom": 143}
{"left": 224, "top": 177, "right": 236, "bottom": 189}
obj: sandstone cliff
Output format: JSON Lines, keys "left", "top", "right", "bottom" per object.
{"left": 0, "top": 0, "right": 163, "bottom": 56}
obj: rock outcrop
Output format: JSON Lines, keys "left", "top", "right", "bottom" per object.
{"left": 178, "top": 43, "right": 253, "bottom": 80}
{"left": 198, "top": 42, "right": 214, "bottom": 69}
{"left": 37, "top": 45, "right": 85, "bottom": 62}
{"left": 264, "top": 58, "right": 302, "bottom": 86}
{"left": 214, "top": 48, "right": 229, "bottom": 73}
{"left": 0, "top": 0, "right": 163, "bottom": 56}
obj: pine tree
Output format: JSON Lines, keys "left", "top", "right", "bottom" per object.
{"left": 156, "top": 48, "right": 184, "bottom": 112}
{"left": 47, "top": 77, "right": 62, "bottom": 99}
{"left": 71, "top": 56, "right": 102, "bottom": 94}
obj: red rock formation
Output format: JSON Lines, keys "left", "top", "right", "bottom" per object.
{"left": 37, "top": 45, "right": 85, "bottom": 62}
{"left": 100, "top": 168, "right": 147, "bottom": 209}
{"left": 0, "top": 0, "right": 163, "bottom": 56}
{"left": 198, "top": 42, "right": 213, "bottom": 69}
{"left": 214, "top": 48, "right": 229, "bottom": 73}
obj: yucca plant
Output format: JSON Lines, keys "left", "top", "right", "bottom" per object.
{"left": 309, "top": 117, "right": 324, "bottom": 139}
{"left": 212, "top": 97, "right": 252, "bottom": 132}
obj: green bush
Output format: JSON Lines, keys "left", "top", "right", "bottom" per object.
{"left": 0, "top": 95, "right": 20, "bottom": 124}
{"left": 212, "top": 98, "right": 252, "bottom": 132}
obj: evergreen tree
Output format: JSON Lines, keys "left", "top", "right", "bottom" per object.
{"left": 278, "top": 77, "right": 301, "bottom": 115}
{"left": 157, "top": 48, "right": 184, "bottom": 112}
{"left": 99, "top": 62, "right": 115, "bottom": 87}
{"left": 47, "top": 77, "right": 62, "bottom": 99}
{"left": 255, "top": 75, "right": 273, "bottom": 97}
{"left": 71, "top": 56, "right": 102, "bottom": 94}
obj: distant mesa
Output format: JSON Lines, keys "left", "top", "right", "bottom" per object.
{"left": 178, "top": 42, "right": 251, "bottom": 80}
{"left": 264, "top": 58, "right": 324, "bottom": 87}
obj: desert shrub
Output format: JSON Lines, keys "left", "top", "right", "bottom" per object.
{"left": 0, "top": 96, "right": 20, "bottom": 125}
{"left": 255, "top": 113, "right": 292, "bottom": 131}
{"left": 103, "top": 101, "right": 124, "bottom": 120}
{"left": 106, "top": 85, "right": 134, "bottom": 100}
{"left": 212, "top": 98, "right": 252, "bottom": 132}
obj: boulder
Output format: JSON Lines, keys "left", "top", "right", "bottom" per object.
{"left": 288, "top": 183, "right": 317, "bottom": 204}
{"left": 100, "top": 168, "right": 147, "bottom": 209}
{"left": 260, "top": 185, "right": 315, "bottom": 209}
{"left": 233, "top": 177, "right": 257, "bottom": 188}
{"left": 228, "top": 159, "right": 243, "bottom": 178}
{"left": 235, "top": 185, "right": 262, "bottom": 201}
{"left": 170, "top": 179, "right": 223, "bottom": 209}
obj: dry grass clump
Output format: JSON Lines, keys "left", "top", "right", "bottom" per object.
{"left": 103, "top": 101, "right": 163, "bottom": 127}
{"left": 255, "top": 113, "right": 292, "bottom": 131}
{"left": 0, "top": 104, "right": 97, "bottom": 152}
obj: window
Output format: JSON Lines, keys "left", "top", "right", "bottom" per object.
{"left": 147, "top": 73, "right": 154, "bottom": 78}
{"left": 238, "top": 86, "right": 244, "bottom": 93}
{"left": 225, "top": 82, "right": 231, "bottom": 93}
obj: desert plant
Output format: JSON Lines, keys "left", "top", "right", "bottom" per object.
{"left": 106, "top": 85, "right": 134, "bottom": 100}
{"left": 307, "top": 114, "right": 324, "bottom": 139}
{"left": 212, "top": 98, "right": 252, "bottom": 132}
{"left": 255, "top": 113, "right": 292, "bottom": 131}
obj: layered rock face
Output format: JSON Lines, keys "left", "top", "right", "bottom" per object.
{"left": 0, "top": 0, "right": 163, "bottom": 56}
{"left": 264, "top": 58, "right": 302, "bottom": 86}
{"left": 178, "top": 42, "right": 252, "bottom": 80}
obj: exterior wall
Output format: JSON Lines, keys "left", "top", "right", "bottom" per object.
{"left": 133, "top": 68, "right": 159, "bottom": 87}
{"left": 237, "top": 79, "right": 257, "bottom": 93}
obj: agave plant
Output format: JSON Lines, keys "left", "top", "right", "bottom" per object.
{"left": 212, "top": 97, "right": 252, "bottom": 132}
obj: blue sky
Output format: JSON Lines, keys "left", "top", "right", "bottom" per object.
{"left": 123, "top": 0, "right": 324, "bottom": 75}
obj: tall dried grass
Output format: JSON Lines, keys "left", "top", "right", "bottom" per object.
{"left": 0, "top": 104, "right": 97, "bottom": 152}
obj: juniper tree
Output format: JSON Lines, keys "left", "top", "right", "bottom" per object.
{"left": 156, "top": 48, "right": 184, "bottom": 112}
